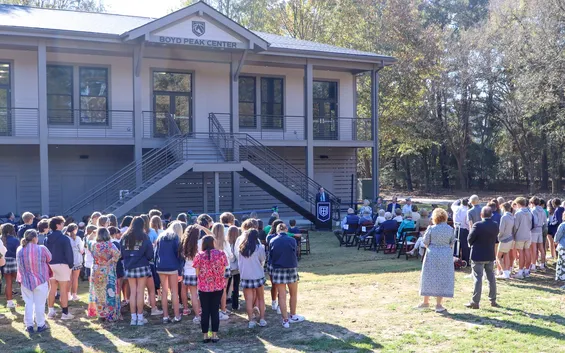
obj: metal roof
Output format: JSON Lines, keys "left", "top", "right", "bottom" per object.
{"left": 0, "top": 4, "right": 395, "bottom": 63}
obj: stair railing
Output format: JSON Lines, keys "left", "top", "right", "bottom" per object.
{"left": 208, "top": 113, "right": 341, "bottom": 219}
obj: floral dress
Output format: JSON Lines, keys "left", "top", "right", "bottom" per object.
{"left": 419, "top": 222, "right": 455, "bottom": 298}
{"left": 554, "top": 223, "right": 565, "bottom": 281}
{"left": 88, "top": 240, "right": 121, "bottom": 321}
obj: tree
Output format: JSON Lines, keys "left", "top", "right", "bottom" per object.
{"left": 1, "top": 0, "right": 104, "bottom": 11}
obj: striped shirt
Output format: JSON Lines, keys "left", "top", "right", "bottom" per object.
{"left": 16, "top": 243, "right": 52, "bottom": 291}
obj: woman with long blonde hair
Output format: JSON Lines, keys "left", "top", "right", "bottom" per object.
{"left": 211, "top": 223, "right": 234, "bottom": 320}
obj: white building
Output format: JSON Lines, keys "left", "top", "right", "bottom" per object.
{"left": 0, "top": 1, "right": 395, "bottom": 221}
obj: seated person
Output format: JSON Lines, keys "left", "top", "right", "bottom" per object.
{"left": 372, "top": 212, "right": 399, "bottom": 246}
{"left": 397, "top": 213, "right": 415, "bottom": 240}
{"left": 393, "top": 208, "right": 404, "bottom": 223}
{"left": 415, "top": 209, "right": 430, "bottom": 231}
{"left": 288, "top": 219, "right": 301, "bottom": 234}
{"left": 341, "top": 208, "right": 360, "bottom": 230}
{"left": 358, "top": 211, "right": 373, "bottom": 226}
{"left": 359, "top": 199, "right": 373, "bottom": 217}
{"left": 407, "top": 236, "right": 426, "bottom": 257}
{"left": 411, "top": 205, "right": 421, "bottom": 222}
{"left": 374, "top": 209, "right": 386, "bottom": 226}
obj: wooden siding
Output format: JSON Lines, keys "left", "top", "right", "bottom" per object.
{"left": 0, "top": 145, "right": 41, "bottom": 215}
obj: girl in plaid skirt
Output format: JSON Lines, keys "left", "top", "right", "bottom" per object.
{"left": 180, "top": 225, "right": 202, "bottom": 323}
{"left": 237, "top": 229, "right": 267, "bottom": 328}
{"left": 2, "top": 223, "right": 19, "bottom": 308}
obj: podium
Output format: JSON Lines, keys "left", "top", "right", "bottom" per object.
{"left": 315, "top": 201, "right": 332, "bottom": 230}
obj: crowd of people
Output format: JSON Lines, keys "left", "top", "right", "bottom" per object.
{"left": 340, "top": 195, "right": 565, "bottom": 312}
{"left": 0, "top": 210, "right": 305, "bottom": 341}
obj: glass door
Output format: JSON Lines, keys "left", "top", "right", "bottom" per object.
{"left": 313, "top": 80, "right": 338, "bottom": 140}
{"left": 0, "top": 62, "right": 11, "bottom": 136}
{"left": 153, "top": 71, "right": 192, "bottom": 137}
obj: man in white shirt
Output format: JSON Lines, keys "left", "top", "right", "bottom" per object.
{"left": 453, "top": 199, "right": 470, "bottom": 263}
{"left": 402, "top": 198, "right": 413, "bottom": 215}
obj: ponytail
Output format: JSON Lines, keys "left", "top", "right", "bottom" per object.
{"left": 21, "top": 229, "right": 38, "bottom": 248}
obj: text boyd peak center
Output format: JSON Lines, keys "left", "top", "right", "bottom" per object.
{"left": 158, "top": 36, "right": 238, "bottom": 48}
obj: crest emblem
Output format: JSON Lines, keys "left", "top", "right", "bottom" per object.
{"left": 192, "top": 21, "right": 206, "bottom": 37}
{"left": 317, "top": 202, "right": 331, "bottom": 222}
{"left": 319, "top": 206, "right": 329, "bottom": 218}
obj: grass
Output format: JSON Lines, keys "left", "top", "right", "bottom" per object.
{"left": 1, "top": 232, "right": 565, "bottom": 352}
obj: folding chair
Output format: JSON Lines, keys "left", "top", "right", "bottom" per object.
{"left": 342, "top": 223, "right": 359, "bottom": 247}
{"left": 377, "top": 229, "right": 397, "bottom": 253}
{"left": 399, "top": 231, "right": 420, "bottom": 259}
{"left": 396, "top": 228, "right": 416, "bottom": 258}
{"left": 299, "top": 229, "right": 311, "bottom": 255}
{"left": 357, "top": 223, "right": 375, "bottom": 250}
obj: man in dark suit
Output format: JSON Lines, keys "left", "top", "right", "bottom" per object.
{"left": 465, "top": 206, "right": 499, "bottom": 309}
{"left": 316, "top": 187, "right": 330, "bottom": 203}
{"left": 386, "top": 197, "right": 401, "bottom": 213}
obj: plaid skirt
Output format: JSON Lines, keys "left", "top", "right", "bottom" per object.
{"left": 124, "top": 265, "right": 152, "bottom": 279}
{"left": 3, "top": 257, "right": 17, "bottom": 274}
{"left": 241, "top": 277, "right": 266, "bottom": 289}
{"left": 183, "top": 274, "right": 198, "bottom": 286}
{"left": 72, "top": 265, "right": 83, "bottom": 271}
{"left": 270, "top": 267, "right": 299, "bottom": 284}
{"left": 266, "top": 263, "right": 274, "bottom": 276}
{"left": 224, "top": 267, "right": 231, "bottom": 279}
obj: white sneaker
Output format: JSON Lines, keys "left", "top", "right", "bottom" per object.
{"left": 524, "top": 270, "right": 531, "bottom": 277}
{"left": 151, "top": 308, "right": 163, "bottom": 316}
{"left": 61, "top": 313, "right": 74, "bottom": 320}
{"left": 72, "top": 294, "right": 80, "bottom": 301}
{"left": 193, "top": 316, "right": 201, "bottom": 324}
{"left": 219, "top": 311, "right": 229, "bottom": 321}
{"left": 137, "top": 316, "right": 148, "bottom": 326}
{"left": 282, "top": 319, "right": 290, "bottom": 328}
{"left": 259, "top": 319, "right": 267, "bottom": 327}
{"left": 271, "top": 301, "right": 278, "bottom": 311}
{"left": 130, "top": 317, "right": 137, "bottom": 326}
{"left": 512, "top": 272, "right": 524, "bottom": 279}
{"left": 248, "top": 320, "right": 257, "bottom": 328}
{"left": 289, "top": 314, "right": 305, "bottom": 323}
{"left": 6, "top": 300, "right": 16, "bottom": 309}
{"left": 47, "top": 310, "right": 57, "bottom": 319}
{"left": 277, "top": 306, "right": 281, "bottom": 314}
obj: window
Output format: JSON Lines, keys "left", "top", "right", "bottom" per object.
{"left": 80, "top": 67, "right": 108, "bottom": 125}
{"left": 313, "top": 81, "right": 338, "bottom": 140}
{"left": 239, "top": 76, "right": 256, "bottom": 128}
{"left": 152, "top": 71, "right": 193, "bottom": 137}
{"left": 0, "top": 62, "right": 11, "bottom": 135}
{"left": 47, "top": 65, "right": 73, "bottom": 124}
{"left": 260, "top": 77, "right": 283, "bottom": 129}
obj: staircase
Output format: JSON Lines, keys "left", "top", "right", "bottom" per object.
{"left": 64, "top": 115, "right": 341, "bottom": 222}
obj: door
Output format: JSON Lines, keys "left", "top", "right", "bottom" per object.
{"left": 153, "top": 71, "right": 192, "bottom": 137}
{"left": 313, "top": 80, "right": 338, "bottom": 140}
{"left": 0, "top": 62, "right": 11, "bottom": 136}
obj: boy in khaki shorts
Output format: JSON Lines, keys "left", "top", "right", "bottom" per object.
{"left": 512, "top": 198, "right": 532, "bottom": 278}
{"left": 496, "top": 202, "right": 515, "bottom": 279}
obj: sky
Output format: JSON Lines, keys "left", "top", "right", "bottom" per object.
{"left": 104, "top": 0, "right": 183, "bottom": 18}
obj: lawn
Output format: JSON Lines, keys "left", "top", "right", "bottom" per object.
{"left": 1, "top": 232, "right": 565, "bottom": 352}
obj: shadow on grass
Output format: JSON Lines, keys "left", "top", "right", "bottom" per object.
{"left": 502, "top": 307, "right": 565, "bottom": 325}
{"left": 503, "top": 281, "right": 564, "bottom": 295}
{"left": 449, "top": 312, "right": 565, "bottom": 340}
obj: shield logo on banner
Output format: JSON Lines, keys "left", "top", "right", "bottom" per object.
{"left": 192, "top": 21, "right": 206, "bottom": 37}
{"left": 317, "top": 202, "right": 331, "bottom": 222}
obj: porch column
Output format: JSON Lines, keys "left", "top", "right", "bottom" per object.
{"left": 37, "top": 42, "right": 49, "bottom": 215}
{"left": 230, "top": 58, "right": 241, "bottom": 211}
{"left": 305, "top": 62, "right": 314, "bottom": 181}
{"left": 214, "top": 172, "right": 220, "bottom": 216}
{"left": 133, "top": 45, "right": 144, "bottom": 187}
{"left": 371, "top": 69, "right": 380, "bottom": 200}
{"left": 203, "top": 173, "right": 208, "bottom": 213}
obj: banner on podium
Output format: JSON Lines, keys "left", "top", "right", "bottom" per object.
{"left": 317, "top": 202, "right": 331, "bottom": 223}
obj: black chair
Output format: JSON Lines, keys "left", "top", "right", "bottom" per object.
{"left": 299, "top": 229, "right": 311, "bottom": 255}
{"left": 342, "top": 223, "right": 360, "bottom": 247}
{"left": 395, "top": 228, "right": 415, "bottom": 256}
{"left": 376, "top": 229, "right": 397, "bottom": 253}
{"left": 357, "top": 223, "right": 375, "bottom": 250}
{"left": 398, "top": 231, "right": 419, "bottom": 259}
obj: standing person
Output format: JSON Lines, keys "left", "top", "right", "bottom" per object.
{"left": 529, "top": 197, "right": 547, "bottom": 271}
{"left": 548, "top": 199, "right": 564, "bottom": 260}
{"left": 465, "top": 207, "right": 499, "bottom": 309}
{"left": 553, "top": 219, "right": 565, "bottom": 288}
{"left": 2, "top": 224, "right": 20, "bottom": 308}
{"left": 154, "top": 221, "right": 183, "bottom": 324}
{"left": 120, "top": 216, "right": 133, "bottom": 234}
{"left": 66, "top": 223, "right": 84, "bottom": 301}
{"left": 211, "top": 223, "right": 234, "bottom": 320}
{"left": 315, "top": 187, "right": 329, "bottom": 203}
{"left": 89, "top": 212, "right": 102, "bottom": 227}
{"left": 467, "top": 195, "right": 481, "bottom": 229}
{"left": 121, "top": 217, "right": 154, "bottom": 326}
{"left": 269, "top": 223, "right": 305, "bottom": 328}
{"left": 140, "top": 214, "right": 162, "bottom": 317}
{"left": 37, "top": 219, "right": 49, "bottom": 245}
{"left": 45, "top": 217, "right": 74, "bottom": 320}
{"left": 193, "top": 235, "right": 229, "bottom": 343}
{"left": 88, "top": 228, "right": 121, "bottom": 322}
{"left": 512, "top": 197, "right": 533, "bottom": 278}
{"left": 109, "top": 227, "right": 126, "bottom": 307}
{"left": 16, "top": 229, "right": 52, "bottom": 333}
{"left": 265, "top": 219, "right": 284, "bottom": 312}
{"left": 417, "top": 208, "right": 455, "bottom": 313}
{"left": 237, "top": 229, "right": 267, "bottom": 328}
{"left": 150, "top": 216, "right": 164, "bottom": 237}
{"left": 83, "top": 225, "right": 97, "bottom": 283}
{"left": 226, "top": 225, "right": 241, "bottom": 311}
{"left": 17, "top": 212, "right": 35, "bottom": 239}
{"left": 180, "top": 225, "right": 202, "bottom": 323}
{"left": 496, "top": 202, "right": 515, "bottom": 279}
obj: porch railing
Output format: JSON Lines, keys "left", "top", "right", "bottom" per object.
{"left": 313, "top": 117, "right": 372, "bottom": 141}
{"left": 142, "top": 111, "right": 190, "bottom": 138}
{"left": 0, "top": 108, "right": 39, "bottom": 137}
{"left": 47, "top": 110, "right": 134, "bottom": 138}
